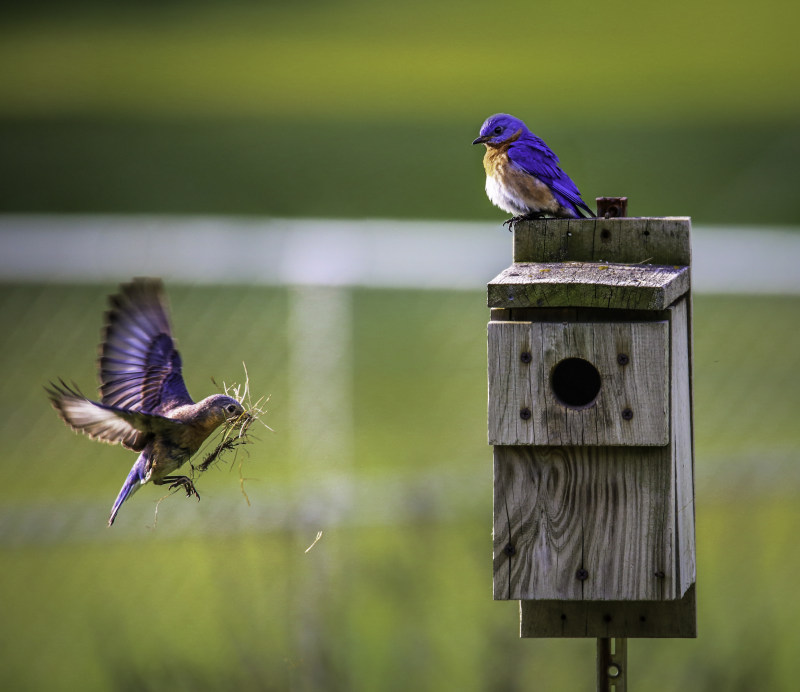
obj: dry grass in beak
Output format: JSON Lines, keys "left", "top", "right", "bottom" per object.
{"left": 196, "top": 363, "right": 271, "bottom": 475}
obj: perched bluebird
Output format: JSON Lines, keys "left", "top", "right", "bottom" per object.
{"left": 47, "top": 279, "right": 246, "bottom": 526}
{"left": 472, "top": 113, "right": 594, "bottom": 222}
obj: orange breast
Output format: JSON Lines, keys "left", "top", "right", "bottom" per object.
{"left": 482, "top": 140, "right": 516, "bottom": 178}
{"left": 481, "top": 140, "right": 560, "bottom": 215}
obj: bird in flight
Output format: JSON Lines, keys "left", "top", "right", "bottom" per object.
{"left": 473, "top": 113, "right": 594, "bottom": 223}
{"left": 47, "top": 278, "right": 247, "bottom": 526}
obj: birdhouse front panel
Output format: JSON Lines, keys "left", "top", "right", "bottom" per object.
{"left": 488, "top": 320, "right": 669, "bottom": 446}
{"left": 492, "top": 444, "right": 675, "bottom": 601}
{"left": 490, "top": 298, "right": 694, "bottom": 606}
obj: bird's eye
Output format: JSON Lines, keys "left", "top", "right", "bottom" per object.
{"left": 226, "top": 404, "right": 238, "bottom": 414}
{"left": 493, "top": 126, "right": 503, "bottom": 134}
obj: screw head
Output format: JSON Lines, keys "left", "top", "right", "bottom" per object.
{"left": 621, "top": 408, "right": 633, "bottom": 420}
{"left": 617, "top": 353, "right": 630, "bottom": 366}
{"left": 503, "top": 543, "right": 516, "bottom": 557}
{"left": 520, "top": 351, "right": 532, "bottom": 364}
{"left": 520, "top": 407, "right": 532, "bottom": 420}
{"left": 576, "top": 568, "right": 589, "bottom": 581}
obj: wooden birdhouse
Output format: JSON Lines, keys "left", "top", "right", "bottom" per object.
{"left": 487, "top": 215, "right": 696, "bottom": 639}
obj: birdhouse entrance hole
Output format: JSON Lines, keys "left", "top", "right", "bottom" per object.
{"left": 551, "top": 357, "right": 601, "bottom": 409}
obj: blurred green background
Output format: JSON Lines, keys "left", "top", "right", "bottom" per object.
{"left": 2, "top": 1, "right": 800, "bottom": 691}
{"left": 1, "top": 0, "right": 799, "bottom": 224}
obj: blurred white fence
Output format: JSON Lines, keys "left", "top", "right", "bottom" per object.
{"left": 1, "top": 215, "right": 799, "bottom": 292}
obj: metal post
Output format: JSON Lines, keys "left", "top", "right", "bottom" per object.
{"left": 597, "top": 637, "right": 627, "bottom": 691}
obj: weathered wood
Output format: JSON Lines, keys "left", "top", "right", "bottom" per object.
{"left": 671, "top": 297, "right": 696, "bottom": 595}
{"left": 488, "top": 216, "right": 697, "bottom": 638}
{"left": 513, "top": 217, "right": 691, "bottom": 266}
{"left": 493, "top": 445, "right": 675, "bottom": 601}
{"left": 488, "top": 320, "right": 669, "bottom": 446}
{"left": 491, "top": 300, "right": 697, "bottom": 635}
{"left": 487, "top": 262, "right": 689, "bottom": 310}
{"left": 519, "top": 585, "right": 697, "bottom": 638}
{"left": 490, "top": 306, "right": 671, "bottom": 324}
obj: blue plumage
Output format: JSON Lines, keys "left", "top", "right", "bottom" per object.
{"left": 473, "top": 113, "right": 594, "bottom": 220}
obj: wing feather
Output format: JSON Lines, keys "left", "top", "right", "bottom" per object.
{"left": 46, "top": 381, "right": 183, "bottom": 451}
{"left": 99, "top": 278, "right": 193, "bottom": 414}
{"left": 508, "top": 137, "right": 594, "bottom": 218}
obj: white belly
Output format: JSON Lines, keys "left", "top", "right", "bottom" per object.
{"left": 486, "top": 174, "right": 529, "bottom": 215}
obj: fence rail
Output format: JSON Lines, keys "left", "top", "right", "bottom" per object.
{"left": 1, "top": 215, "right": 799, "bottom": 293}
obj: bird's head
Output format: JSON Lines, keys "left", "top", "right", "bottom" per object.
{"left": 200, "top": 394, "right": 247, "bottom": 427}
{"left": 472, "top": 113, "right": 527, "bottom": 147}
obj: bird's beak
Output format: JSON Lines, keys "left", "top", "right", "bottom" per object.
{"left": 472, "top": 135, "right": 491, "bottom": 145}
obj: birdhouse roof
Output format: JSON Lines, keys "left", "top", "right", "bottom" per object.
{"left": 487, "top": 217, "right": 692, "bottom": 310}
{"left": 488, "top": 261, "right": 689, "bottom": 310}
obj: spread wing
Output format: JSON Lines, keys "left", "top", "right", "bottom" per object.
{"left": 508, "top": 136, "right": 594, "bottom": 218}
{"left": 46, "top": 380, "right": 185, "bottom": 451}
{"left": 99, "top": 278, "right": 193, "bottom": 415}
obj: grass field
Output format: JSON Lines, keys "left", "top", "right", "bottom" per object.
{"left": 1, "top": 284, "right": 800, "bottom": 690}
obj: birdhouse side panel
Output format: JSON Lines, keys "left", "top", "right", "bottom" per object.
{"left": 670, "top": 297, "right": 696, "bottom": 596}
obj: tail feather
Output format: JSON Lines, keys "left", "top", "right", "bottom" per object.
{"left": 108, "top": 454, "right": 147, "bottom": 526}
{"left": 574, "top": 200, "right": 596, "bottom": 218}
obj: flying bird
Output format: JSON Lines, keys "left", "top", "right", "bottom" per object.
{"left": 473, "top": 113, "right": 594, "bottom": 222}
{"left": 47, "top": 279, "right": 246, "bottom": 526}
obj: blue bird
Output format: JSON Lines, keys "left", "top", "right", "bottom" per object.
{"left": 47, "top": 279, "right": 246, "bottom": 526}
{"left": 472, "top": 113, "right": 594, "bottom": 222}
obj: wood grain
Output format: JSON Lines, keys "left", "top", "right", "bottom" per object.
{"left": 487, "top": 218, "right": 697, "bottom": 636}
{"left": 493, "top": 446, "right": 674, "bottom": 601}
{"left": 488, "top": 320, "right": 669, "bottom": 446}
{"left": 487, "top": 262, "right": 689, "bottom": 310}
{"left": 490, "top": 306, "right": 671, "bottom": 324}
{"left": 671, "top": 297, "right": 696, "bottom": 595}
{"left": 512, "top": 217, "right": 691, "bottom": 265}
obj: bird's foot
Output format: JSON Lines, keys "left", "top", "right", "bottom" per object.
{"left": 161, "top": 475, "right": 201, "bottom": 501}
{"left": 504, "top": 212, "right": 547, "bottom": 231}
